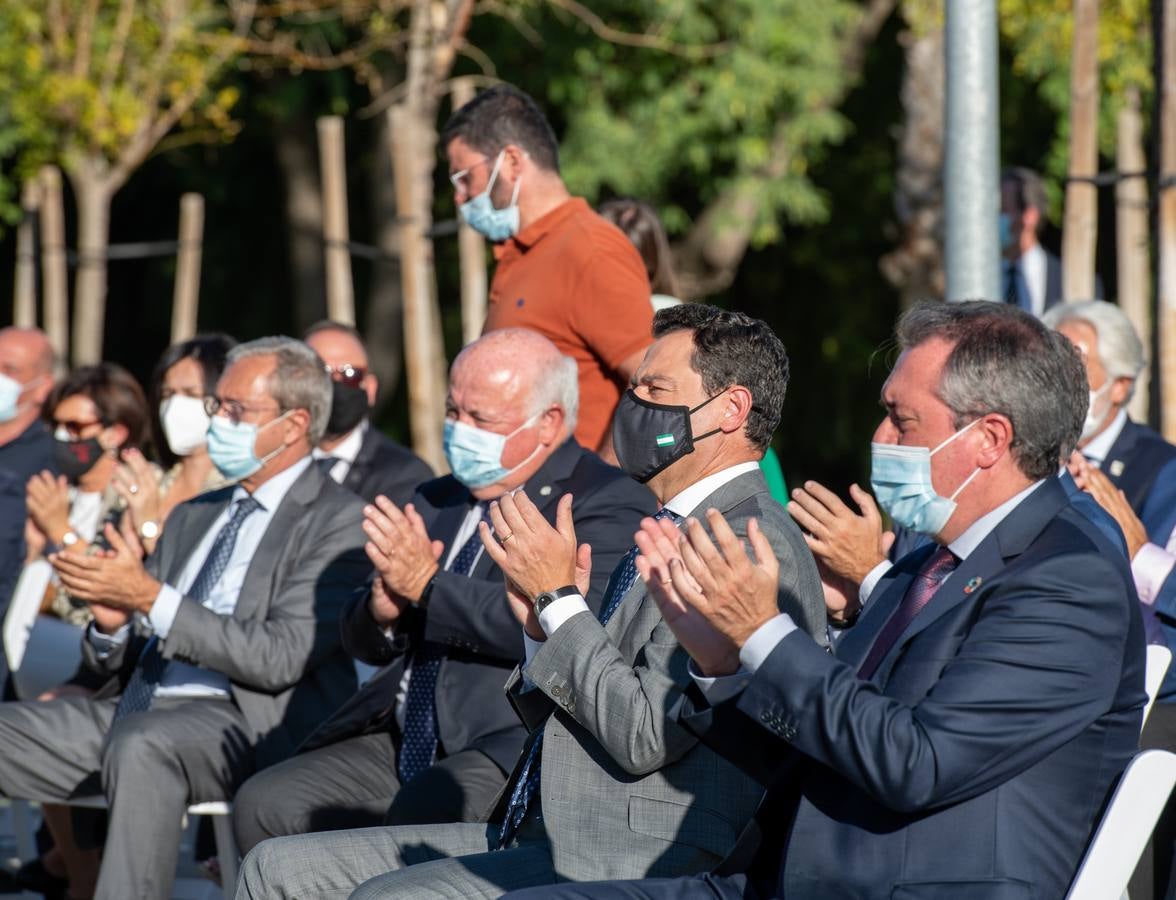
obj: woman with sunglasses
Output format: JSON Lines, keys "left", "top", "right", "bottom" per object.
{"left": 114, "top": 334, "right": 236, "bottom": 557}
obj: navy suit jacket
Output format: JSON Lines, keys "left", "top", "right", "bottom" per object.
{"left": 683, "top": 478, "right": 1145, "bottom": 899}
{"left": 303, "top": 439, "right": 657, "bottom": 773}
{"left": 341, "top": 424, "right": 433, "bottom": 507}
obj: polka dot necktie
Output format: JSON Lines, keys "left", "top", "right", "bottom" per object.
{"left": 496, "top": 507, "right": 681, "bottom": 849}
{"left": 397, "top": 504, "right": 491, "bottom": 784}
{"left": 113, "top": 496, "right": 262, "bottom": 720}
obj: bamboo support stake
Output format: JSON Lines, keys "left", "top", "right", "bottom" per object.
{"left": 1062, "top": 0, "right": 1100, "bottom": 301}
{"left": 1160, "top": 1, "right": 1176, "bottom": 440}
{"left": 14, "top": 181, "right": 40, "bottom": 328}
{"left": 38, "top": 167, "right": 68, "bottom": 369}
{"left": 171, "top": 193, "right": 204, "bottom": 343}
{"left": 318, "top": 116, "right": 356, "bottom": 326}
{"left": 389, "top": 104, "right": 447, "bottom": 472}
{"left": 1116, "top": 88, "right": 1151, "bottom": 423}
{"left": 452, "top": 77, "right": 487, "bottom": 345}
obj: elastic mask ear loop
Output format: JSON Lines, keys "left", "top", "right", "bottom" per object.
{"left": 948, "top": 466, "right": 982, "bottom": 502}
{"left": 484, "top": 151, "right": 505, "bottom": 197}
{"left": 688, "top": 393, "right": 725, "bottom": 444}
{"left": 930, "top": 417, "right": 980, "bottom": 456}
{"left": 257, "top": 409, "right": 295, "bottom": 466}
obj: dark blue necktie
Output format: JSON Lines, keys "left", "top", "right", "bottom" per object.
{"left": 497, "top": 507, "right": 681, "bottom": 848}
{"left": 398, "top": 504, "right": 490, "bottom": 784}
{"left": 113, "top": 496, "right": 262, "bottom": 720}
{"left": 1004, "top": 262, "right": 1031, "bottom": 312}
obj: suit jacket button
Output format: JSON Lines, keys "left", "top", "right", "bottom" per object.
{"left": 551, "top": 685, "right": 563, "bottom": 697}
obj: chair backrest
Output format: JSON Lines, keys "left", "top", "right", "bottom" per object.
{"left": 1144, "top": 644, "right": 1172, "bottom": 730}
{"left": 1066, "top": 749, "right": 1176, "bottom": 900}
{"left": 3, "top": 560, "right": 52, "bottom": 672}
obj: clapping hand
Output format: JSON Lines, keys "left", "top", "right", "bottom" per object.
{"left": 1070, "top": 454, "right": 1148, "bottom": 558}
{"left": 362, "top": 497, "right": 444, "bottom": 606}
{"left": 480, "top": 492, "right": 591, "bottom": 641}
{"left": 637, "top": 509, "right": 781, "bottom": 676}
{"left": 112, "top": 449, "right": 161, "bottom": 537}
{"left": 26, "top": 471, "right": 71, "bottom": 544}
{"left": 49, "top": 522, "right": 161, "bottom": 628}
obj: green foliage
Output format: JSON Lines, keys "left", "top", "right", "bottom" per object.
{"left": 479, "top": 0, "right": 861, "bottom": 244}
{"left": 0, "top": 0, "right": 242, "bottom": 194}
{"left": 999, "top": 0, "right": 1151, "bottom": 215}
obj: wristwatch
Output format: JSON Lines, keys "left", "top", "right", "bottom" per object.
{"left": 533, "top": 585, "right": 580, "bottom": 616}
{"left": 60, "top": 530, "right": 80, "bottom": 548}
{"left": 139, "top": 520, "right": 160, "bottom": 541}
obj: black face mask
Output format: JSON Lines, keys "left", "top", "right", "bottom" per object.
{"left": 54, "top": 436, "right": 105, "bottom": 482}
{"left": 325, "top": 380, "right": 370, "bottom": 438}
{"left": 611, "top": 390, "right": 722, "bottom": 483}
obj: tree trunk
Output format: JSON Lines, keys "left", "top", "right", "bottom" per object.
{"left": 389, "top": 102, "right": 447, "bottom": 472}
{"left": 70, "top": 171, "right": 114, "bottom": 366}
{"left": 318, "top": 115, "right": 356, "bottom": 326}
{"left": 452, "top": 77, "right": 487, "bottom": 344}
{"left": 274, "top": 117, "right": 328, "bottom": 332}
{"left": 38, "top": 166, "right": 68, "bottom": 369}
{"left": 365, "top": 110, "right": 405, "bottom": 414}
{"left": 1159, "top": 0, "right": 1176, "bottom": 440}
{"left": 1116, "top": 86, "right": 1150, "bottom": 423}
{"left": 1062, "top": 0, "right": 1100, "bottom": 301}
{"left": 672, "top": 0, "right": 897, "bottom": 298}
{"left": 14, "top": 180, "right": 40, "bottom": 327}
{"left": 880, "top": 14, "right": 945, "bottom": 307}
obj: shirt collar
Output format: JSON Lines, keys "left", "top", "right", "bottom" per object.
{"left": 946, "top": 479, "right": 1044, "bottom": 561}
{"left": 233, "top": 455, "right": 313, "bottom": 512}
{"left": 663, "top": 461, "right": 762, "bottom": 518}
{"left": 313, "top": 419, "right": 367, "bottom": 466}
{"left": 1082, "top": 409, "right": 1128, "bottom": 465}
{"left": 493, "top": 197, "right": 587, "bottom": 257}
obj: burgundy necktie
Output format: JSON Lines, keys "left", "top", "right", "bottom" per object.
{"left": 858, "top": 546, "right": 958, "bottom": 679}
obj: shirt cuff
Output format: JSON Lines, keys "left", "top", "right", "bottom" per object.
{"left": 537, "top": 594, "right": 591, "bottom": 637}
{"left": 146, "top": 584, "right": 183, "bottom": 638}
{"left": 688, "top": 659, "right": 752, "bottom": 705}
{"left": 738, "top": 613, "right": 797, "bottom": 674}
{"left": 85, "top": 620, "right": 130, "bottom": 658}
{"left": 1133, "top": 542, "right": 1176, "bottom": 606}
{"left": 859, "top": 559, "right": 893, "bottom": 607}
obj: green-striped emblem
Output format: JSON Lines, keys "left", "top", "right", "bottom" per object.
{"left": 655, "top": 433, "right": 675, "bottom": 447}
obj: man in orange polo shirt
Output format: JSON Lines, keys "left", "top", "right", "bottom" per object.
{"left": 443, "top": 84, "right": 653, "bottom": 453}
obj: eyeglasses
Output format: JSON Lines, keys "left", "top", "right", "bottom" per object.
{"left": 449, "top": 155, "right": 495, "bottom": 193}
{"left": 323, "top": 363, "right": 366, "bottom": 388}
{"left": 203, "top": 396, "right": 280, "bottom": 426}
{"left": 54, "top": 419, "right": 104, "bottom": 439}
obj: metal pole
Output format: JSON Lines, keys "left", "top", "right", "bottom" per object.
{"left": 943, "top": 0, "right": 1001, "bottom": 302}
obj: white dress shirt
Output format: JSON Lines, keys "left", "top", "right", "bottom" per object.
{"left": 694, "top": 479, "right": 1046, "bottom": 703}
{"left": 87, "top": 456, "right": 313, "bottom": 700}
{"left": 391, "top": 499, "right": 492, "bottom": 730}
{"left": 313, "top": 420, "right": 367, "bottom": 484}
{"left": 1081, "top": 409, "right": 1127, "bottom": 468}
{"left": 521, "top": 461, "right": 763, "bottom": 667}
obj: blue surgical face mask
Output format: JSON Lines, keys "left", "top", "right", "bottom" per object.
{"left": 998, "top": 213, "right": 1014, "bottom": 251}
{"left": 443, "top": 412, "right": 541, "bottom": 489}
{"left": 207, "top": 410, "right": 292, "bottom": 481}
{"left": 870, "top": 419, "right": 982, "bottom": 537}
{"left": 458, "top": 151, "right": 521, "bottom": 242}
{"left": 0, "top": 373, "right": 40, "bottom": 423}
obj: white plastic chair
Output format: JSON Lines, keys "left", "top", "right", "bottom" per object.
{"left": 1066, "top": 749, "right": 1176, "bottom": 900}
{"left": 1143, "top": 644, "right": 1171, "bottom": 731}
{"left": 3, "top": 560, "right": 85, "bottom": 700}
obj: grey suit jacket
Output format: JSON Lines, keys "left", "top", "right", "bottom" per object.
{"left": 495, "top": 469, "right": 826, "bottom": 882}
{"left": 81, "top": 461, "right": 371, "bottom": 769}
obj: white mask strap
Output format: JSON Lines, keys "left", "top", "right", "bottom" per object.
{"left": 930, "top": 417, "right": 980, "bottom": 456}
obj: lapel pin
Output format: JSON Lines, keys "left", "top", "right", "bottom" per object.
{"left": 539, "top": 485, "right": 553, "bottom": 496}
{"left": 963, "top": 576, "right": 983, "bottom": 595}
{"left": 1109, "top": 460, "right": 1125, "bottom": 477}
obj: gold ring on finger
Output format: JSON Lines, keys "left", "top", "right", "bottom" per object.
{"left": 497, "top": 532, "right": 514, "bottom": 544}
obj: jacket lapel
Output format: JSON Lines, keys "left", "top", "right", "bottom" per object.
{"left": 234, "top": 464, "right": 323, "bottom": 621}
{"left": 867, "top": 479, "right": 1068, "bottom": 681}
{"left": 343, "top": 426, "right": 378, "bottom": 493}
{"left": 163, "top": 491, "right": 234, "bottom": 585}
{"left": 833, "top": 547, "right": 932, "bottom": 670}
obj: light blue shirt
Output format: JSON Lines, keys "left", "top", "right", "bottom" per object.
{"left": 87, "top": 456, "right": 313, "bottom": 699}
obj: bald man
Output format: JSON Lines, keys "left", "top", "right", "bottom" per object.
{"left": 304, "top": 321, "right": 433, "bottom": 505}
{"left": 231, "top": 327, "right": 656, "bottom": 853}
{"left": 0, "top": 327, "right": 56, "bottom": 610}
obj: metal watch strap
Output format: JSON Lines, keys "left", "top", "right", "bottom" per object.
{"left": 533, "top": 584, "right": 580, "bottom": 616}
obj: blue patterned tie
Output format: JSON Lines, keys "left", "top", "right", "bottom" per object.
{"left": 113, "top": 496, "right": 262, "bottom": 720}
{"left": 398, "top": 504, "right": 490, "bottom": 784}
{"left": 497, "top": 507, "right": 681, "bottom": 848}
